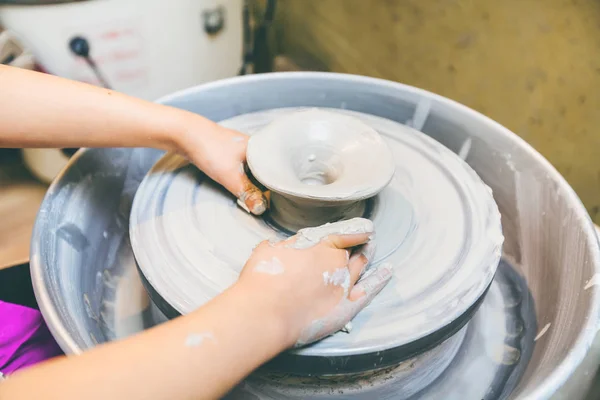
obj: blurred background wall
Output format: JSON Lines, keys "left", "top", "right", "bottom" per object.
{"left": 255, "top": 0, "right": 600, "bottom": 223}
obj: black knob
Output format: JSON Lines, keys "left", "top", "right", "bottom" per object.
{"left": 69, "top": 36, "right": 90, "bottom": 58}
{"left": 66, "top": 36, "right": 111, "bottom": 89}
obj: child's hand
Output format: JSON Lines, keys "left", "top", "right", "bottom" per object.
{"left": 176, "top": 124, "right": 268, "bottom": 215}
{"left": 237, "top": 218, "right": 393, "bottom": 348}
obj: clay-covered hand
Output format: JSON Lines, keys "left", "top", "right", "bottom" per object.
{"left": 177, "top": 125, "right": 268, "bottom": 215}
{"left": 238, "top": 218, "right": 394, "bottom": 348}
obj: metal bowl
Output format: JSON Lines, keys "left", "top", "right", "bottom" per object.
{"left": 30, "top": 72, "right": 600, "bottom": 399}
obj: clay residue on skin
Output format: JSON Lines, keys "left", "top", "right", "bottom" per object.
{"left": 236, "top": 198, "right": 251, "bottom": 213}
{"left": 296, "top": 304, "right": 350, "bottom": 347}
{"left": 254, "top": 257, "right": 285, "bottom": 275}
{"left": 354, "top": 263, "right": 393, "bottom": 296}
{"left": 323, "top": 267, "right": 351, "bottom": 296}
{"left": 290, "top": 218, "right": 374, "bottom": 250}
{"left": 295, "top": 263, "right": 393, "bottom": 347}
{"left": 238, "top": 186, "right": 267, "bottom": 215}
{"left": 357, "top": 238, "right": 376, "bottom": 265}
{"left": 185, "top": 332, "right": 216, "bottom": 347}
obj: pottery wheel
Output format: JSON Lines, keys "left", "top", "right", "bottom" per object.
{"left": 130, "top": 107, "right": 503, "bottom": 374}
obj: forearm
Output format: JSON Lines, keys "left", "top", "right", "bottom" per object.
{"left": 0, "top": 65, "right": 218, "bottom": 152}
{"left": 0, "top": 282, "right": 289, "bottom": 400}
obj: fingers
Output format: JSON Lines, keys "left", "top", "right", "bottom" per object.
{"left": 322, "top": 219, "right": 374, "bottom": 249}
{"left": 295, "top": 263, "right": 393, "bottom": 347}
{"left": 349, "top": 263, "right": 394, "bottom": 302}
{"left": 290, "top": 218, "right": 374, "bottom": 250}
{"left": 347, "top": 253, "right": 368, "bottom": 287}
{"left": 326, "top": 233, "right": 371, "bottom": 249}
{"left": 348, "top": 238, "right": 377, "bottom": 283}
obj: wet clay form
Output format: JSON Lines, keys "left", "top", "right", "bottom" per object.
{"left": 246, "top": 109, "right": 395, "bottom": 231}
{"left": 129, "top": 107, "right": 504, "bottom": 375}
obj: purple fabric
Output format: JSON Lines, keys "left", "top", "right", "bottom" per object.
{"left": 0, "top": 301, "right": 63, "bottom": 374}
